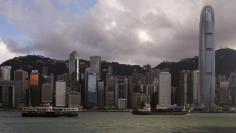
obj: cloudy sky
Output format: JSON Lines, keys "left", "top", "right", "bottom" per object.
{"left": 0, "top": 0, "right": 235, "bottom": 66}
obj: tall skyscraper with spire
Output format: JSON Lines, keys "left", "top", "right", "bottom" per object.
{"left": 199, "top": 5, "right": 216, "bottom": 111}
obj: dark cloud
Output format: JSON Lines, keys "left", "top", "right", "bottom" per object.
{"left": 1, "top": 0, "right": 236, "bottom": 66}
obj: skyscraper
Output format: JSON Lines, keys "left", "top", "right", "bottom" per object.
{"left": 14, "top": 69, "right": 28, "bottom": 106}
{"left": 97, "top": 80, "right": 104, "bottom": 107}
{"left": 158, "top": 72, "right": 171, "bottom": 106}
{"left": 85, "top": 70, "right": 97, "bottom": 108}
{"left": 105, "top": 75, "right": 116, "bottom": 108}
{"left": 192, "top": 70, "right": 200, "bottom": 106}
{"left": 69, "top": 51, "right": 80, "bottom": 91}
{"left": 0, "top": 66, "right": 12, "bottom": 107}
{"left": 29, "top": 70, "right": 40, "bottom": 106}
{"left": 90, "top": 56, "right": 101, "bottom": 80}
{"left": 199, "top": 5, "right": 216, "bottom": 111}
{"left": 55, "top": 81, "right": 66, "bottom": 107}
{"left": 177, "top": 70, "right": 200, "bottom": 107}
{"left": 41, "top": 83, "right": 53, "bottom": 104}
{"left": 115, "top": 76, "right": 128, "bottom": 109}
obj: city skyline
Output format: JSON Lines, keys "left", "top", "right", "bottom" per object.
{"left": 1, "top": 2, "right": 236, "bottom": 133}
{"left": 0, "top": 1, "right": 236, "bottom": 66}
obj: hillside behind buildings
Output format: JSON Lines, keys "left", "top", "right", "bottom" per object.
{"left": 1, "top": 48, "right": 236, "bottom": 87}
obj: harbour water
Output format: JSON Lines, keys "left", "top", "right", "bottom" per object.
{"left": 0, "top": 112, "right": 236, "bottom": 133}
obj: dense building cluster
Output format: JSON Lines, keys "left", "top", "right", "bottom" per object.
{"left": 0, "top": 53, "right": 174, "bottom": 110}
{"left": 1, "top": 53, "right": 236, "bottom": 111}
{"left": 1, "top": 5, "right": 236, "bottom": 112}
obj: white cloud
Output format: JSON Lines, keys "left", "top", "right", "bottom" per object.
{"left": 0, "top": 39, "right": 22, "bottom": 64}
{"left": 136, "top": 29, "right": 153, "bottom": 43}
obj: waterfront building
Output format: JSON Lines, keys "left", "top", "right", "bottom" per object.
{"left": 14, "top": 69, "right": 28, "bottom": 107}
{"left": 0, "top": 66, "right": 11, "bottom": 107}
{"left": 128, "top": 70, "right": 145, "bottom": 108}
{"left": 115, "top": 76, "right": 128, "bottom": 109}
{"left": 199, "top": 5, "right": 216, "bottom": 111}
{"left": 178, "top": 70, "right": 200, "bottom": 107}
{"left": 150, "top": 69, "right": 159, "bottom": 109}
{"left": 97, "top": 80, "right": 104, "bottom": 107}
{"left": 118, "top": 99, "right": 127, "bottom": 110}
{"left": 178, "top": 70, "right": 189, "bottom": 106}
{"left": 0, "top": 67, "right": 26, "bottom": 107}
{"left": 158, "top": 71, "right": 171, "bottom": 106}
{"left": 67, "top": 91, "right": 81, "bottom": 108}
{"left": 0, "top": 80, "right": 22, "bottom": 107}
{"left": 216, "top": 81, "right": 230, "bottom": 105}
{"left": 192, "top": 70, "right": 200, "bottom": 106}
{"left": 171, "top": 87, "right": 177, "bottom": 105}
{"left": 55, "top": 81, "right": 66, "bottom": 107}
{"left": 228, "top": 73, "right": 236, "bottom": 105}
{"left": 41, "top": 83, "right": 53, "bottom": 104}
{"left": 132, "top": 93, "right": 150, "bottom": 108}
{"left": 29, "top": 70, "right": 40, "bottom": 106}
{"left": 105, "top": 75, "right": 116, "bottom": 108}
{"left": 68, "top": 51, "right": 81, "bottom": 108}
{"left": 85, "top": 70, "right": 97, "bottom": 108}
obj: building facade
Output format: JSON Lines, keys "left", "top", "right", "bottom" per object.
{"left": 97, "top": 80, "right": 104, "bottom": 107}
{"left": 90, "top": 56, "right": 101, "bottom": 80}
{"left": 69, "top": 51, "right": 80, "bottom": 91}
{"left": 85, "top": 70, "right": 97, "bottom": 108}
{"left": 55, "top": 81, "right": 66, "bottom": 107}
{"left": 158, "top": 72, "right": 171, "bottom": 106}
{"left": 115, "top": 76, "right": 128, "bottom": 109}
{"left": 67, "top": 91, "right": 81, "bottom": 108}
{"left": 14, "top": 69, "right": 28, "bottom": 106}
{"left": 29, "top": 70, "right": 40, "bottom": 107}
{"left": 199, "top": 5, "right": 216, "bottom": 110}
{"left": 41, "top": 83, "right": 53, "bottom": 104}
{"left": 0, "top": 66, "right": 11, "bottom": 80}
{"left": 105, "top": 75, "right": 116, "bottom": 108}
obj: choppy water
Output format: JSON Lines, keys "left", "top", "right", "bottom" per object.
{"left": 0, "top": 112, "right": 236, "bottom": 133}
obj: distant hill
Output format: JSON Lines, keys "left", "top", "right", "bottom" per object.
{"left": 0, "top": 55, "right": 145, "bottom": 80}
{"left": 1, "top": 48, "right": 236, "bottom": 87}
{"left": 154, "top": 48, "right": 236, "bottom": 87}
{"left": 0, "top": 55, "right": 68, "bottom": 76}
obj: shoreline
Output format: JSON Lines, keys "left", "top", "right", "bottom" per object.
{"left": 0, "top": 108, "right": 236, "bottom": 113}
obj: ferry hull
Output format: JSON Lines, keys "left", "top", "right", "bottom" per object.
{"left": 132, "top": 111, "right": 190, "bottom": 115}
{"left": 21, "top": 111, "right": 78, "bottom": 117}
